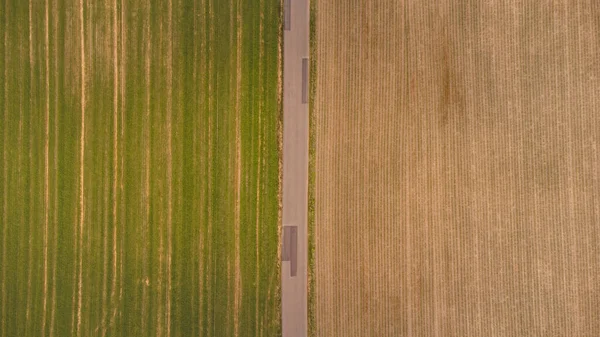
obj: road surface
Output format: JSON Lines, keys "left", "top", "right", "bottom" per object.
{"left": 281, "top": 0, "right": 309, "bottom": 335}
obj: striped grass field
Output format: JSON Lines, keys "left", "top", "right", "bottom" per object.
{"left": 0, "top": 0, "right": 281, "bottom": 336}
{"left": 312, "top": 1, "right": 600, "bottom": 336}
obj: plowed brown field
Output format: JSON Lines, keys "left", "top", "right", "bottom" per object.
{"left": 313, "top": 1, "right": 600, "bottom": 336}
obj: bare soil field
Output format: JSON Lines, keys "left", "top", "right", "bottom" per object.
{"left": 312, "top": 1, "right": 600, "bottom": 336}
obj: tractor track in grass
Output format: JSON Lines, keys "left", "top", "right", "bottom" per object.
{"left": 75, "top": 0, "right": 86, "bottom": 335}
{"left": 42, "top": 0, "right": 50, "bottom": 333}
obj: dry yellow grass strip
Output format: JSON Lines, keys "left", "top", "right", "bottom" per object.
{"left": 49, "top": 3, "right": 60, "bottom": 335}
{"left": 117, "top": 2, "right": 126, "bottom": 334}
{"left": 2, "top": 4, "right": 8, "bottom": 335}
{"left": 233, "top": 0, "right": 243, "bottom": 335}
{"left": 314, "top": 1, "right": 600, "bottom": 336}
{"left": 24, "top": 0, "right": 34, "bottom": 332}
{"left": 165, "top": 1, "right": 173, "bottom": 336}
{"left": 42, "top": 0, "right": 50, "bottom": 334}
{"left": 109, "top": 0, "right": 119, "bottom": 331}
{"left": 76, "top": 0, "right": 86, "bottom": 335}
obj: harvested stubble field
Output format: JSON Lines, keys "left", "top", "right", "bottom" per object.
{"left": 312, "top": 1, "right": 600, "bottom": 336}
{"left": 0, "top": 0, "right": 281, "bottom": 336}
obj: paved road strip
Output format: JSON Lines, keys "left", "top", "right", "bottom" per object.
{"left": 281, "top": 0, "right": 310, "bottom": 335}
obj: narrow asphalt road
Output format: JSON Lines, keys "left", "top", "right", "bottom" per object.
{"left": 281, "top": 0, "right": 309, "bottom": 336}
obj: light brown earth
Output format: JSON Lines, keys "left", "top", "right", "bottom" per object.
{"left": 313, "top": 1, "right": 600, "bottom": 336}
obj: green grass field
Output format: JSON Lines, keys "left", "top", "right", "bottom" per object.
{"left": 0, "top": 0, "right": 281, "bottom": 336}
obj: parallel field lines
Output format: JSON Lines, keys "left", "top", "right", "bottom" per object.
{"left": 0, "top": 1, "right": 281, "bottom": 336}
{"left": 313, "top": 1, "right": 600, "bottom": 336}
